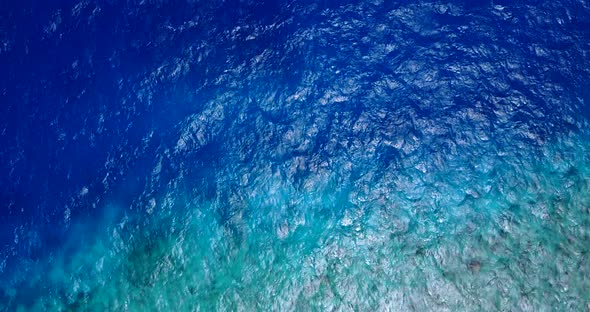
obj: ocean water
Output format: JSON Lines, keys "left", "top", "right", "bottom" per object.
{"left": 1, "top": 1, "right": 590, "bottom": 311}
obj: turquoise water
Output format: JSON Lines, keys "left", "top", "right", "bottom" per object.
{"left": 4, "top": 134, "right": 589, "bottom": 311}
{"left": 2, "top": 1, "right": 590, "bottom": 310}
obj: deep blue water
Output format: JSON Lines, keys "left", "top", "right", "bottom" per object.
{"left": 1, "top": 0, "right": 590, "bottom": 310}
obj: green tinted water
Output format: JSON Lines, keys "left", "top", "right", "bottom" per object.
{"left": 5, "top": 136, "right": 590, "bottom": 311}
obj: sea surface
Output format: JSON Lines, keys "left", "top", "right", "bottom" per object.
{"left": 1, "top": 0, "right": 590, "bottom": 311}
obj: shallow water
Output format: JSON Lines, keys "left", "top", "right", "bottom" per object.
{"left": 1, "top": 1, "right": 590, "bottom": 311}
